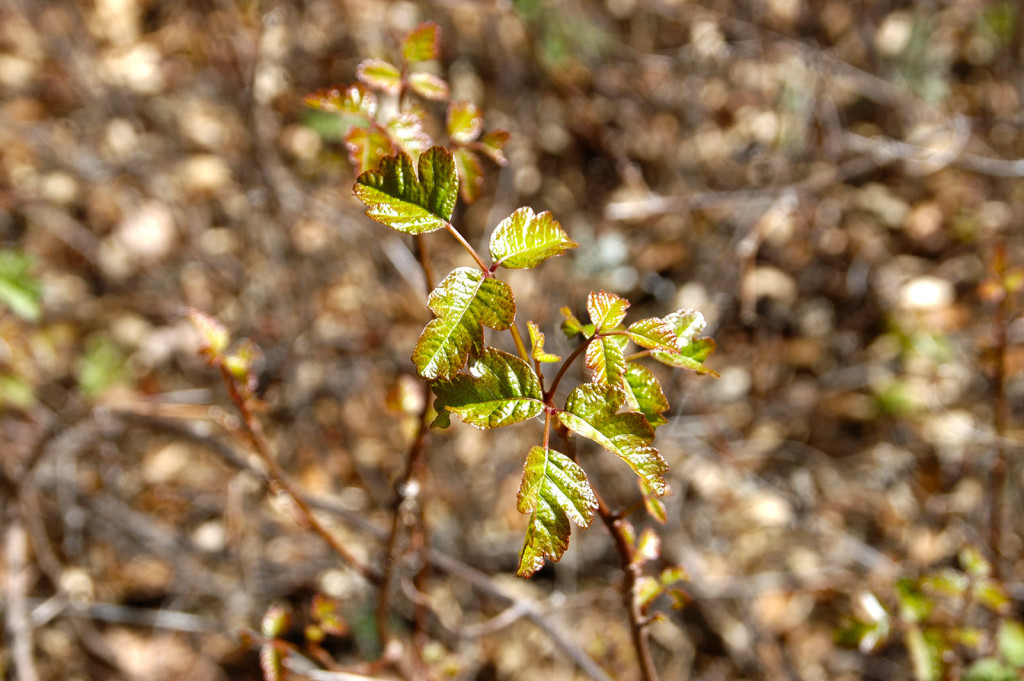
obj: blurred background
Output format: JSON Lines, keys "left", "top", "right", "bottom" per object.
{"left": 2, "top": 0, "right": 1024, "bottom": 679}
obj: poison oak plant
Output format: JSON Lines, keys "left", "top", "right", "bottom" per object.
{"left": 196, "top": 21, "right": 716, "bottom": 681}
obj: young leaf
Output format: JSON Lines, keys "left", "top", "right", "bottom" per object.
{"left": 401, "top": 21, "right": 440, "bottom": 63}
{"left": 649, "top": 309, "right": 718, "bottom": 376}
{"left": 558, "top": 383, "right": 669, "bottom": 495}
{"left": 585, "top": 335, "right": 626, "bottom": 386}
{"left": 633, "top": 527, "right": 661, "bottom": 566}
{"left": 447, "top": 101, "right": 483, "bottom": 145}
{"left": 477, "top": 129, "right": 510, "bottom": 165}
{"left": 626, "top": 317, "right": 679, "bottom": 352}
{"left": 559, "top": 306, "right": 589, "bottom": 339}
{"left": 0, "top": 250, "right": 42, "bottom": 321}
{"left": 354, "top": 147, "right": 458, "bottom": 234}
{"left": 640, "top": 478, "right": 668, "bottom": 522}
{"left": 260, "top": 645, "right": 284, "bottom": 681}
{"left": 187, "top": 308, "right": 229, "bottom": 361}
{"left": 385, "top": 114, "right": 431, "bottom": 155}
{"left": 624, "top": 363, "right": 669, "bottom": 428}
{"left": 345, "top": 126, "right": 393, "bottom": 174}
{"left": 356, "top": 58, "right": 402, "bottom": 94}
{"left": 304, "top": 84, "right": 377, "bottom": 117}
{"left": 527, "top": 321, "right": 560, "bottom": 363}
{"left": 489, "top": 207, "right": 578, "bottom": 270}
{"left": 587, "top": 290, "right": 629, "bottom": 333}
{"left": 431, "top": 348, "right": 543, "bottom": 428}
{"left": 516, "top": 446, "right": 597, "bottom": 577}
{"left": 454, "top": 148, "right": 484, "bottom": 204}
{"left": 408, "top": 72, "right": 450, "bottom": 101}
{"left": 412, "top": 268, "right": 515, "bottom": 380}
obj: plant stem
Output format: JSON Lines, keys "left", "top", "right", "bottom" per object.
{"left": 559, "top": 427, "right": 660, "bottom": 681}
{"left": 218, "top": 365, "right": 382, "bottom": 584}
{"left": 989, "top": 280, "right": 1009, "bottom": 579}
{"left": 544, "top": 340, "right": 590, "bottom": 402}
{"left": 508, "top": 322, "right": 532, "bottom": 366}
{"left": 444, "top": 221, "right": 489, "bottom": 272}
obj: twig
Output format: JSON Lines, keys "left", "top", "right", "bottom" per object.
{"left": 6, "top": 518, "right": 40, "bottom": 681}
{"left": 218, "top": 365, "right": 383, "bottom": 585}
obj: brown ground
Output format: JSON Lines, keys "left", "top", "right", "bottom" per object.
{"left": 2, "top": 1, "right": 1024, "bottom": 680}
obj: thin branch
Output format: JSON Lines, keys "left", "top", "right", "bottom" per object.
{"left": 444, "top": 221, "right": 489, "bottom": 272}
{"left": 218, "top": 365, "right": 383, "bottom": 585}
{"left": 5, "top": 518, "right": 40, "bottom": 681}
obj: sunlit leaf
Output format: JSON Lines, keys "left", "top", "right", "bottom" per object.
{"left": 408, "top": 72, "right": 450, "bottom": 101}
{"left": 261, "top": 605, "right": 290, "bottom": 638}
{"left": 490, "top": 207, "right": 578, "bottom": 270}
{"left": 998, "top": 619, "right": 1024, "bottom": 667}
{"left": 0, "top": 250, "right": 41, "bottom": 321}
{"left": 345, "top": 126, "right": 394, "bottom": 175}
{"left": 454, "top": 148, "right": 483, "bottom": 204}
{"left": 187, "top": 308, "right": 229, "bottom": 360}
{"left": 636, "top": 576, "right": 662, "bottom": 610}
{"left": 78, "top": 335, "right": 128, "bottom": 398}
{"left": 585, "top": 335, "right": 625, "bottom": 386}
{"left": 412, "top": 268, "right": 515, "bottom": 380}
{"left": 401, "top": 21, "right": 441, "bottom": 63}
{"left": 431, "top": 348, "right": 543, "bottom": 428}
{"left": 259, "top": 646, "right": 283, "bottom": 681}
{"left": 624, "top": 363, "right": 669, "bottom": 428}
{"left": 356, "top": 58, "right": 402, "bottom": 94}
{"left": 964, "top": 658, "right": 1018, "bottom": 681}
{"left": 560, "top": 306, "right": 589, "bottom": 339}
{"left": 633, "top": 527, "right": 661, "bottom": 565}
{"left": 447, "top": 100, "right": 483, "bottom": 144}
{"left": 559, "top": 383, "right": 668, "bottom": 494}
{"left": 527, "top": 321, "right": 560, "bottom": 363}
{"left": 311, "top": 595, "right": 348, "bottom": 637}
{"left": 640, "top": 478, "right": 668, "bottom": 522}
{"left": 920, "top": 568, "right": 969, "bottom": 597}
{"left": 650, "top": 311, "right": 718, "bottom": 377}
{"left": 385, "top": 113, "right": 431, "bottom": 155}
{"left": 587, "top": 290, "right": 629, "bottom": 333}
{"left": 661, "top": 566, "right": 688, "bottom": 585}
{"left": 895, "top": 578, "right": 932, "bottom": 623}
{"left": 304, "top": 84, "right": 377, "bottom": 117}
{"left": 974, "top": 579, "right": 1010, "bottom": 613}
{"left": 516, "top": 446, "right": 597, "bottom": 577}
{"left": 960, "top": 546, "right": 991, "bottom": 577}
{"left": 477, "top": 129, "right": 510, "bottom": 165}
{"left": 354, "top": 147, "right": 458, "bottom": 234}
{"left": 626, "top": 317, "right": 679, "bottom": 352}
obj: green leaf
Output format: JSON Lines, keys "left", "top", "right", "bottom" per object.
{"left": 401, "top": 22, "right": 440, "bottom": 63}
{"left": 559, "top": 383, "right": 668, "bottom": 494}
{"left": 585, "top": 335, "right": 625, "bottom": 386}
{"left": 640, "top": 478, "right": 668, "bottom": 522}
{"left": 635, "top": 576, "right": 662, "bottom": 610}
{"left": 353, "top": 147, "right": 458, "bottom": 234}
{"left": 527, "top": 321, "right": 560, "bottom": 363}
{"left": 408, "top": 72, "right": 449, "bottom": 101}
{"left": 587, "top": 290, "right": 629, "bottom": 333}
{"left": 998, "top": 619, "right": 1024, "bottom": 667}
{"left": 559, "top": 306, "right": 588, "bottom": 339}
{"left": 624, "top": 363, "right": 669, "bottom": 428}
{"left": 895, "top": 578, "right": 932, "bottom": 623}
{"left": 431, "top": 348, "right": 543, "bottom": 428}
{"left": 626, "top": 317, "right": 679, "bottom": 352}
{"left": 447, "top": 101, "right": 483, "bottom": 144}
{"left": 345, "top": 126, "right": 394, "bottom": 175}
{"left": 964, "top": 658, "right": 1018, "bottom": 681}
{"left": 489, "top": 207, "right": 578, "bottom": 270}
{"left": 649, "top": 309, "right": 717, "bottom": 376}
{"left": 0, "top": 250, "right": 42, "bottom": 321}
{"left": 633, "top": 527, "right": 660, "bottom": 565}
{"left": 356, "top": 58, "right": 402, "bottom": 94}
{"left": 412, "top": 268, "right": 515, "bottom": 380}
{"left": 454, "top": 148, "right": 483, "bottom": 204}
{"left": 920, "top": 568, "right": 969, "bottom": 597}
{"left": 78, "top": 335, "right": 129, "bottom": 398}
{"left": 261, "top": 604, "right": 291, "bottom": 638}
{"left": 385, "top": 114, "right": 431, "bottom": 155}
{"left": 187, "top": 308, "right": 229, "bottom": 360}
{"left": 477, "top": 129, "right": 510, "bottom": 165}
{"left": 260, "top": 645, "right": 284, "bottom": 681}
{"left": 304, "top": 84, "right": 377, "bottom": 117}
{"left": 516, "top": 446, "right": 597, "bottom": 577}
{"left": 974, "top": 579, "right": 1010, "bottom": 613}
